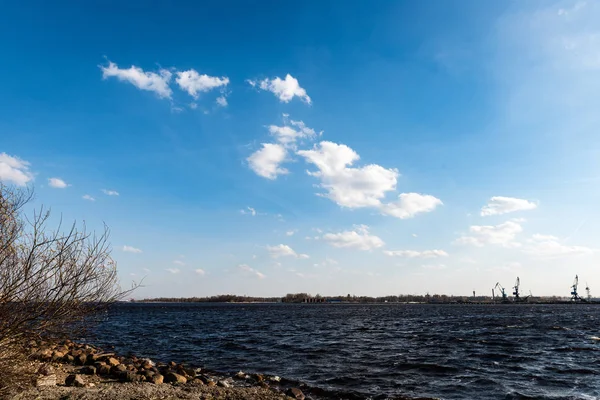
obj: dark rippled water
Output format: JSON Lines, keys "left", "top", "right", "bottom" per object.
{"left": 90, "top": 303, "right": 600, "bottom": 400}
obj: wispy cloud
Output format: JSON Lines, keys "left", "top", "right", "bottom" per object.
{"left": 100, "top": 61, "right": 172, "bottom": 99}
{"left": 247, "top": 74, "right": 311, "bottom": 104}
{"left": 122, "top": 245, "right": 142, "bottom": 254}
{"left": 238, "top": 264, "right": 266, "bottom": 279}
{"left": 102, "top": 189, "right": 119, "bottom": 196}
{"left": 48, "top": 177, "right": 69, "bottom": 189}
{"left": 82, "top": 194, "right": 95, "bottom": 201}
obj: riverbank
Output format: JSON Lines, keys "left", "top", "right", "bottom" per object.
{"left": 11, "top": 340, "right": 436, "bottom": 400}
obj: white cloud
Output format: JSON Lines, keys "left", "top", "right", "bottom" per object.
{"left": 421, "top": 264, "right": 447, "bottom": 270}
{"left": 240, "top": 207, "right": 256, "bottom": 217}
{"left": 380, "top": 193, "right": 443, "bottom": 219}
{"left": 48, "top": 177, "right": 69, "bottom": 189}
{"left": 238, "top": 264, "right": 265, "bottom": 279}
{"left": 166, "top": 268, "right": 180, "bottom": 274}
{"left": 195, "top": 269, "right": 206, "bottom": 276}
{"left": 532, "top": 233, "right": 559, "bottom": 241}
{"left": 266, "top": 244, "right": 309, "bottom": 259}
{"left": 480, "top": 196, "right": 537, "bottom": 216}
{"left": 0, "top": 153, "right": 33, "bottom": 186}
{"left": 247, "top": 143, "right": 288, "bottom": 179}
{"left": 122, "top": 245, "right": 142, "bottom": 253}
{"left": 454, "top": 220, "right": 523, "bottom": 248}
{"left": 524, "top": 234, "right": 594, "bottom": 257}
{"left": 101, "top": 61, "right": 172, "bottom": 99}
{"left": 82, "top": 194, "right": 95, "bottom": 202}
{"left": 268, "top": 120, "right": 318, "bottom": 147}
{"left": 216, "top": 96, "right": 228, "bottom": 107}
{"left": 298, "top": 141, "right": 398, "bottom": 208}
{"left": 249, "top": 74, "right": 311, "bottom": 104}
{"left": 240, "top": 206, "right": 257, "bottom": 216}
{"left": 322, "top": 225, "right": 385, "bottom": 251}
{"left": 102, "top": 189, "right": 119, "bottom": 196}
{"left": 286, "top": 230, "right": 297, "bottom": 236}
{"left": 384, "top": 249, "right": 449, "bottom": 258}
{"left": 175, "top": 69, "right": 229, "bottom": 99}
{"left": 173, "top": 260, "right": 186, "bottom": 266}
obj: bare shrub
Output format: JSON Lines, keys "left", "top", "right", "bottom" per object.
{"left": 0, "top": 183, "right": 136, "bottom": 392}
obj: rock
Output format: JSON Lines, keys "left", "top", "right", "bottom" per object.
{"left": 65, "top": 374, "right": 86, "bottom": 387}
{"left": 34, "top": 349, "right": 52, "bottom": 361}
{"left": 217, "top": 380, "right": 231, "bottom": 388}
{"left": 164, "top": 372, "right": 187, "bottom": 384}
{"left": 74, "top": 354, "right": 87, "bottom": 365}
{"left": 270, "top": 375, "right": 281, "bottom": 382}
{"left": 80, "top": 366, "right": 96, "bottom": 375}
{"left": 150, "top": 374, "right": 164, "bottom": 384}
{"left": 37, "top": 364, "right": 54, "bottom": 376}
{"left": 110, "top": 364, "right": 127, "bottom": 376}
{"left": 86, "top": 353, "right": 100, "bottom": 365}
{"left": 65, "top": 355, "right": 75, "bottom": 363}
{"left": 190, "top": 378, "right": 205, "bottom": 386}
{"left": 106, "top": 357, "right": 120, "bottom": 367}
{"left": 119, "top": 371, "right": 144, "bottom": 382}
{"left": 96, "top": 363, "right": 111, "bottom": 376}
{"left": 36, "top": 374, "right": 57, "bottom": 387}
{"left": 206, "top": 381, "right": 216, "bottom": 387}
{"left": 235, "top": 371, "right": 246, "bottom": 379}
{"left": 168, "top": 361, "right": 177, "bottom": 368}
{"left": 51, "top": 351, "right": 65, "bottom": 362}
{"left": 286, "top": 388, "right": 305, "bottom": 400}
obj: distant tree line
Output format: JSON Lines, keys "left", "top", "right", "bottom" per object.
{"left": 136, "top": 293, "right": 576, "bottom": 304}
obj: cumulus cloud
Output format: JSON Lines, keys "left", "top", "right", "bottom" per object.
{"left": 216, "top": 96, "right": 228, "bottom": 107}
{"left": 82, "top": 194, "right": 95, "bottom": 201}
{"left": 454, "top": 220, "right": 523, "bottom": 248}
{"left": 101, "top": 61, "right": 172, "bottom": 98}
{"left": 248, "top": 74, "right": 311, "bottom": 104}
{"left": 268, "top": 119, "right": 318, "bottom": 148}
{"left": 266, "top": 244, "right": 309, "bottom": 259}
{"left": 298, "top": 141, "right": 399, "bottom": 208}
{"left": 384, "top": 249, "right": 449, "bottom": 258}
{"left": 247, "top": 143, "right": 288, "bottom": 179}
{"left": 480, "top": 196, "right": 537, "bottom": 216}
{"left": 240, "top": 206, "right": 257, "bottom": 216}
{"left": 238, "top": 264, "right": 265, "bottom": 279}
{"left": 175, "top": 69, "right": 229, "bottom": 99}
{"left": 322, "top": 225, "right": 385, "bottom": 251}
{"left": 102, "top": 189, "right": 119, "bottom": 196}
{"left": 48, "top": 177, "right": 69, "bottom": 189}
{"left": 0, "top": 153, "right": 33, "bottom": 186}
{"left": 524, "top": 234, "right": 594, "bottom": 257}
{"left": 380, "top": 193, "right": 443, "bottom": 219}
{"left": 195, "top": 269, "right": 206, "bottom": 275}
{"left": 122, "top": 245, "right": 142, "bottom": 253}
{"left": 166, "top": 268, "right": 180, "bottom": 274}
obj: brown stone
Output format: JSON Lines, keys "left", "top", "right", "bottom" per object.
{"left": 106, "top": 357, "right": 120, "bottom": 367}
{"left": 286, "top": 388, "right": 305, "bottom": 400}
{"left": 65, "top": 374, "right": 86, "bottom": 387}
{"left": 164, "top": 372, "right": 187, "bottom": 384}
{"left": 150, "top": 374, "right": 164, "bottom": 384}
{"left": 74, "top": 354, "right": 87, "bottom": 365}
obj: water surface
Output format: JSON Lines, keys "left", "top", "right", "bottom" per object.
{"left": 90, "top": 303, "right": 600, "bottom": 400}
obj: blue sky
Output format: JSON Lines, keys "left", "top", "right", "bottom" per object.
{"left": 1, "top": 0, "right": 599, "bottom": 298}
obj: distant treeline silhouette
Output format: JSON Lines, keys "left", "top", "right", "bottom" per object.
{"left": 136, "top": 293, "right": 571, "bottom": 304}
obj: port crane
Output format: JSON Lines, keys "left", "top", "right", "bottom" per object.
{"left": 586, "top": 282, "right": 591, "bottom": 301}
{"left": 571, "top": 275, "right": 583, "bottom": 301}
{"left": 513, "top": 277, "right": 521, "bottom": 301}
{"left": 493, "top": 282, "right": 509, "bottom": 303}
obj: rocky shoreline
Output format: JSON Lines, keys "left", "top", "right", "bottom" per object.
{"left": 10, "top": 340, "right": 438, "bottom": 400}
